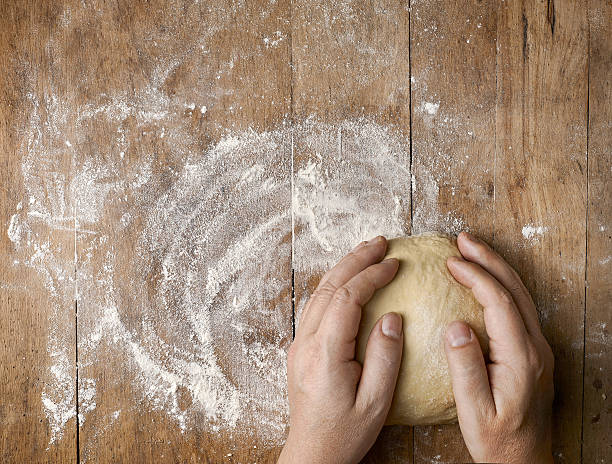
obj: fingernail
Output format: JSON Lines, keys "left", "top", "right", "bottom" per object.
{"left": 382, "top": 312, "right": 402, "bottom": 339}
{"left": 373, "top": 235, "right": 385, "bottom": 243}
{"left": 382, "top": 258, "right": 398, "bottom": 266}
{"left": 446, "top": 321, "right": 472, "bottom": 347}
{"left": 463, "top": 231, "right": 482, "bottom": 244}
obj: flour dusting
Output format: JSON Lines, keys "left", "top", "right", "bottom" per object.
{"left": 5, "top": 2, "right": 470, "bottom": 453}
{"left": 10, "top": 83, "right": 455, "bottom": 450}
{"left": 522, "top": 224, "right": 548, "bottom": 244}
{"left": 420, "top": 101, "right": 440, "bottom": 116}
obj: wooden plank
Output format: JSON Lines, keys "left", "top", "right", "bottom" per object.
{"left": 495, "top": 1, "right": 588, "bottom": 462}
{"left": 583, "top": 0, "right": 612, "bottom": 461}
{"left": 410, "top": 0, "right": 498, "bottom": 461}
{"left": 69, "top": 0, "right": 292, "bottom": 461}
{"left": 291, "top": 1, "right": 412, "bottom": 462}
{"left": 0, "top": 1, "right": 77, "bottom": 461}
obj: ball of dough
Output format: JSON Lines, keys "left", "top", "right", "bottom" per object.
{"left": 356, "top": 233, "right": 489, "bottom": 425}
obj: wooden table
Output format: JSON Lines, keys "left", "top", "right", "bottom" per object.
{"left": 0, "top": 0, "right": 609, "bottom": 462}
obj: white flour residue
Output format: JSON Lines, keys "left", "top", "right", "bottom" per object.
{"left": 126, "top": 128, "right": 291, "bottom": 438}
{"left": 263, "top": 31, "right": 285, "bottom": 48}
{"left": 412, "top": 168, "right": 466, "bottom": 235}
{"left": 6, "top": 88, "right": 81, "bottom": 446}
{"left": 41, "top": 347, "right": 75, "bottom": 445}
{"left": 419, "top": 101, "right": 440, "bottom": 116}
{"left": 292, "top": 117, "right": 410, "bottom": 273}
{"left": 522, "top": 224, "right": 548, "bottom": 244}
{"left": 7, "top": 214, "right": 21, "bottom": 244}
{"left": 8, "top": 37, "right": 472, "bottom": 452}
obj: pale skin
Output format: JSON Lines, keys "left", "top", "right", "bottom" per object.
{"left": 278, "top": 232, "right": 554, "bottom": 464}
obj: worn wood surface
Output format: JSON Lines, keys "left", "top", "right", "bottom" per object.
{"left": 0, "top": 0, "right": 610, "bottom": 462}
{"left": 583, "top": 0, "right": 612, "bottom": 462}
{"left": 495, "top": 2, "right": 590, "bottom": 462}
{"left": 0, "top": 2, "right": 78, "bottom": 462}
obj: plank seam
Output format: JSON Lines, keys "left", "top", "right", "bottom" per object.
{"left": 408, "top": 0, "right": 415, "bottom": 461}
{"left": 408, "top": 0, "right": 413, "bottom": 229}
{"left": 290, "top": 0, "right": 295, "bottom": 341}
{"left": 74, "top": 188, "right": 80, "bottom": 462}
{"left": 580, "top": 15, "right": 591, "bottom": 464}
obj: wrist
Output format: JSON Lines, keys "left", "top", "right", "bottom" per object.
{"left": 278, "top": 432, "right": 339, "bottom": 464}
{"left": 278, "top": 433, "right": 313, "bottom": 464}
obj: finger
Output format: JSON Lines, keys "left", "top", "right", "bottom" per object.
{"left": 457, "top": 232, "right": 542, "bottom": 336}
{"left": 444, "top": 321, "right": 496, "bottom": 425}
{"left": 318, "top": 258, "right": 399, "bottom": 355}
{"left": 356, "top": 312, "right": 403, "bottom": 419}
{"left": 298, "top": 236, "right": 388, "bottom": 335}
{"left": 447, "top": 256, "right": 530, "bottom": 357}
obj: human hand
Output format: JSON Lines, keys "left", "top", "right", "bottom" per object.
{"left": 278, "top": 236, "right": 403, "bottom": 464}
{"left": 444, "top": 232, "right": 555, "bottom": 463}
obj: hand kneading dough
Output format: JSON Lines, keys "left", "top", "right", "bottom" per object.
{"left": 356, "top": 233, "right": 489, "bottom": 425}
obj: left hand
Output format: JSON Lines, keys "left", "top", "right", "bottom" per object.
{"left": 278, "top": 236, "right": 404, "bottom": 464}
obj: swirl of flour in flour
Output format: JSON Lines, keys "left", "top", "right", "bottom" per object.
{"left": 120, "top": 129, "right": 292, "bottom": 439}
{"left": 116, "top": 118, "right": 412, "bottom": 440}
{"left": 11, "top": 89, "right": 415, "bottom": 445}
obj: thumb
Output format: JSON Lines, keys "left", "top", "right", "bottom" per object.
{"left": 444, "top": 321, "right": 495, "bottom": 423}
{"left": 356, "top": 312, "right": 403, "bottom": 418}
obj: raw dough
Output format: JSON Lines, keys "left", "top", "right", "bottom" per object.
{"left": 356, "top": 233, "right": 489, "bottom": 425}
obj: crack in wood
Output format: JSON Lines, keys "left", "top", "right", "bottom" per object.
{"left": 547, "top": 0, "right": 556, "bottom": 36}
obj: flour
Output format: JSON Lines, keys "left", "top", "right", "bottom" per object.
{"left": 7, "top": 214, "right": 21, "bottom": 244}
{"left": 293, "top": 117, "right": 410, "bottom": 274}
{"left": 522, "top": 224, "right": 548, "bottom": 244}
{"left": 9, "top": 85, "right": 472, "bottom": 448}
{"left": 6, "top": 7, "right": 469, "bottom": 454}
{"left": 263, "top": 31, "right": 285, "bottom": 48}
{"left": 420, "top": 101, "right": 440, "bottom": 116}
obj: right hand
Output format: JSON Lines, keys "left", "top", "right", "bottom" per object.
{"left": 444, "top": 232, "right": 555, "bottom": 464}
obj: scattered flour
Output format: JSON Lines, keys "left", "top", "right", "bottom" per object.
{"left": 263, "top": 31, "right": 285, "bottom": 48}
{"left": 420, "top": 101, "right": 440, "bottom": 116}
{"left": 13, "top": 80, "right": 462, "bottom": 449}
{"left": 8, "top": 80, "right": 474, "bottom": 449}
{"left": 522, "top": 224, "right": 548, "bottom": 244}
{"left": 5, "top": 1, "right": 472, "bottom": 454}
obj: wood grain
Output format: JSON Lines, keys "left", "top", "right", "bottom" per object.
{"left": 410, "top": 0, "right": 498, "bottom": 461}
{"left": 0, "top": 1, "right": 77, "bottom": 462}
{"left": 583, "top": 0, "right": 612, "bottom": 461}
{"left": 495, "top": 1, "right": 589, "bottom": 462}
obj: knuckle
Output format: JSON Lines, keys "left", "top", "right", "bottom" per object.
{"left": 344, "top": 250, "right": 362, "bottom": 265}
{"left": 524, "top": 343, "right": 548, "bottom": 380}
{"left": 312, "top": 281, "right": 337, "bottom": 300}
{"left": 334, "top": 286, "right": 356, "bottom": 305}
{"left": 497, "top": 288, "right": 514, "bottom": 306}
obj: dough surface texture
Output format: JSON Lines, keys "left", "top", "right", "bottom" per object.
{"left": 356, "top": 233, "right": 489, "bottom": 425}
